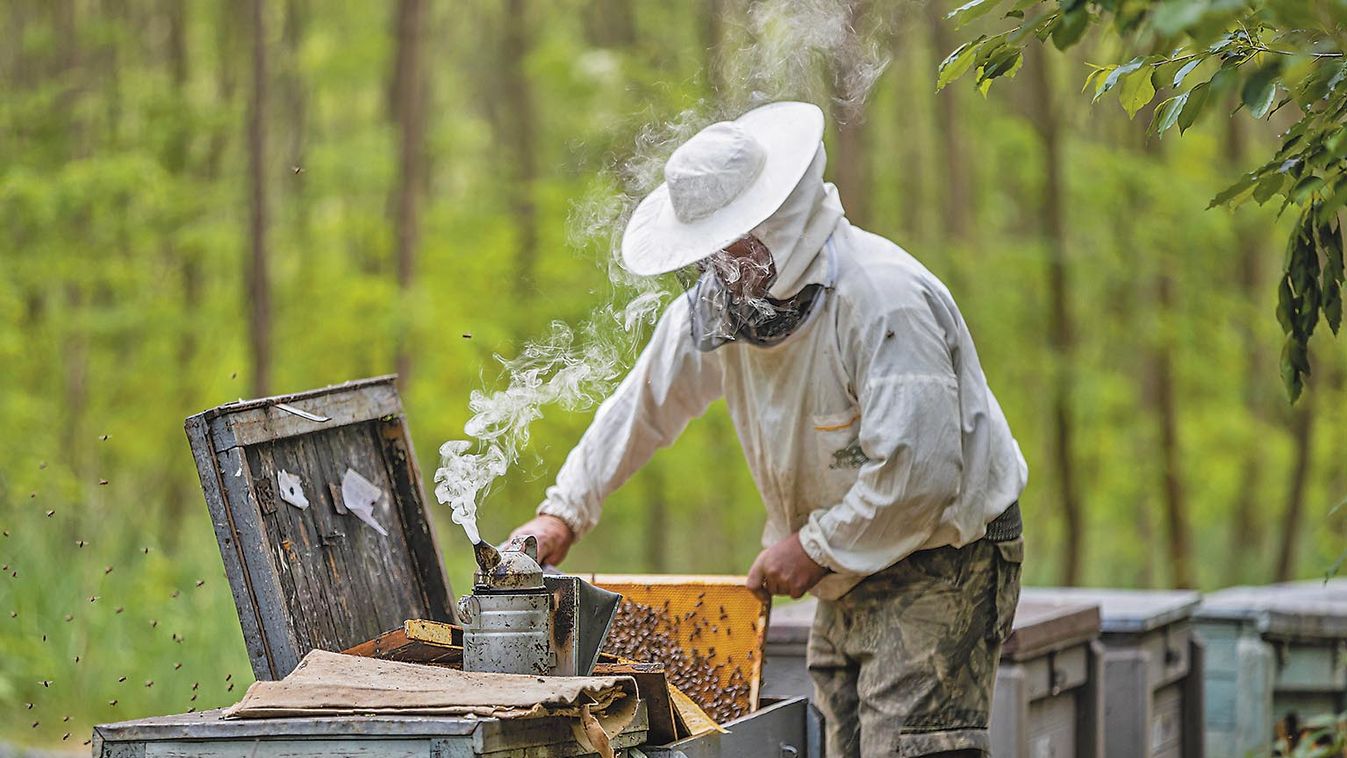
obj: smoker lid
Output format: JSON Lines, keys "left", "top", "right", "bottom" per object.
{"left": 1021, "top": 587, "right": 1201, "bottom": 634}
{"left": 1198, "top": 580, "right": 1347, "bottom": 639}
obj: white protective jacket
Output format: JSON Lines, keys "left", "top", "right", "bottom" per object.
{"left": 538, "top": 152, "right": 1028, "bottom": 600}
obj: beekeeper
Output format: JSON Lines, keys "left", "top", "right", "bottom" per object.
{"left": 511, "top": 101, "right": 1027, "bottom": 758}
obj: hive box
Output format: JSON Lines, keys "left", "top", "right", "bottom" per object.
{"left": 1198, "top": 580, "right": 1347, "bottom": 755}
{"left": 990, "top": 595, "right": 1105, "bottom": 757}
{"left": 92, "top": 706, "right": 649, "bottom": 757}
{"left": 760, "top": 594, "right": 1105, "bottom": 757}
{"left": 1024, "top": 588, "right": 1204, "bottom": 757}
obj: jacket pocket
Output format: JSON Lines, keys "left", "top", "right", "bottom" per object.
{"left": 811, "top": 409, "right": 866, "bottom": 471}
{"left": 989, "top": 537, "right": 1024, "bottom": 644}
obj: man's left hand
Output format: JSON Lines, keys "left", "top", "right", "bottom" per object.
{"left": 746, "top": 532, "right": 830, "bottom": 600}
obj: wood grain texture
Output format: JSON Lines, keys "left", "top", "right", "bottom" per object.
{"left": 343, "top": 620, "right": 463, "bottom": 666}
{"left": 185, "top": 416, "right": 274, "bottom": 675}
{"left": 202, "top": 377, "right": 402, "bottom": 449}
{"left": 593, "top": 662, "right": 677, "bottom": 744}
{"left": 143, "top": 739, "right": 427, "bottom": 758}
{"left": 184, "top": 378, "right": 457, "bottom": 681}
{"left": 95, "top": 706, "right": 649, "bottom": 756}
{"left": 1001, "top": 597, "right": 1100, "bottom": 661}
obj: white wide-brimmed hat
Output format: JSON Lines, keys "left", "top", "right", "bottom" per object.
{"left": 621, "top": 101, "right": 825, "bottom": 276}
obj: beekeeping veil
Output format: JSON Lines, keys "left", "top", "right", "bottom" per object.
{"left": 621, "top": 101, "right": 845, "bottom": 350}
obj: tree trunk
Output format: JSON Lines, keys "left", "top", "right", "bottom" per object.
{"left": 500, "top": 0, "right": 538, "bottom": 300}
{"left": 1275, "top": 388, "right": 1316, "bottom": 582}
{"left": 1326, "top": 354, "right": 1347, "bottom": 544}
{"left": 585, "top": 0, "right": 636, "bottom": 49}
{"left": 1128, "top": 106, "right": 1195, "bottom": 589}
{"left": 1225, "top": 114, "right": 1268, "bottom": 582}
{"left": 896, "top": 21, "right": 926, "bottom": 243}
{"left": 829, "top": 0, "right": 869, "bottom": 227}
{"left": 282, "top": 0, "right": 311, "bottom": 253}
{"left": 926, "top": 1, "right": 971, "bottom": 245}
{"left": 163, "top": 0, "right": 196, "bottom": 545}
{"left": 1026, "top": 46, "right": 1083, "bottom": 585}
{"left": 391, "top": 0, "right": 428, "bottom": 388}
{"left": 247, "top": 0, "right": 272, "bottom": 397}
{"left": 1154, "top": 272, "right": 1195, "bottom": 587}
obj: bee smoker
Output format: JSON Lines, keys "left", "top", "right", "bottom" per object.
{"left": 459, "top": 534, "right": 621, "bottom": 677}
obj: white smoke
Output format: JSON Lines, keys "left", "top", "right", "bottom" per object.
{"left": 434, "top": 0, "right": 891, "bottom": 546}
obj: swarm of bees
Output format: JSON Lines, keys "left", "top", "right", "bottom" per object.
{"left": 9, "top": 449, "right": 238, "bottom": 743}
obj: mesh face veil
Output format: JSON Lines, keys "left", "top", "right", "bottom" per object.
{"left": 685, "top": 236, "right": 835, "bottom": 351}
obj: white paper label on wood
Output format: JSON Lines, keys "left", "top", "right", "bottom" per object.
{"left": 342, "top": 468, "right": 389, "bottom": 536}
{"left": 277, "top": 470, "right": 310, "bottom": 510}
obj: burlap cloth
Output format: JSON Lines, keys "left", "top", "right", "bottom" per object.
{"left": 224, "top": 651, "right": 640, "bottom": 756}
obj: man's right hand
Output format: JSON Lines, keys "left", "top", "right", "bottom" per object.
{"left": 508, "top": 514, "right": 576, "bottom": 566}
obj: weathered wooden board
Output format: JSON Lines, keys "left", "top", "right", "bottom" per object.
{"left": 1000, "top": 596, "right": 1101, "bottom": 661}
{"left": 92, "top": 705, "right": 651, "bottom": 758}
{"left": 185, "top": 376, "right": 456, "bottom": 681}
{"left": 343, "top": 619, "right": 464, "bottom": 667}
{"left": 593, "top": 661, "right": 678, "bottom": 744}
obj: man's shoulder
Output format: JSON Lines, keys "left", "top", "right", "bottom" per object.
{"left": 832, "top": 225, "right": 949, "bottom": 310}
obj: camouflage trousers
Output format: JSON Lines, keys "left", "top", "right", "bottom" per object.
{"left": 807, "top": 535, "right": 1024, "bottom": 757}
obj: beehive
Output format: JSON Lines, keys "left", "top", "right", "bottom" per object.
{"left": 591, "top": 574, "right": 769, "bottom": 724}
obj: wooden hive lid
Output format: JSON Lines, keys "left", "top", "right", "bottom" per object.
{"left": 1000, "top": 596, "right": 1100, "bottom": 661}
{"left": 1021, "top": 587, "right": 1201, "bottom": 635}
{"left": 185, "top": 376, "right": 456, "bottom": 681}
{"left": 1198, "top": 580, "right": 1347, "bottom": 640}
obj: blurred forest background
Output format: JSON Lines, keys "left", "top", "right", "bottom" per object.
{"left": 2, "top": 0, "right": 1345, "bottom": 748}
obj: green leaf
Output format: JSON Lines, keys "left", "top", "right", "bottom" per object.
{"left": 1120, "top": 68, "right": 1157, "bottom": 118}
{"left": 1148, "top": 93, "right": 1188, "bottom": 137}
{"left": 1278, "top": 276, "right": 1296, "bottom": 333}
{"left": 937, "top": 37, "right": 985, "bottom": 91}
{"left": 1083, "top": 64, "right": 1114, "bottom": 94}
{"left": 1322, "top": 218, "right": 1344, "bottom": 333}
{"left": 1095, "top": 57, "right": 1143, "bottom": 101}
{"left": 1242, "top": 62, "right": 1282, "bottom": 119}
{"left": 1209, "top": 171, "right": 1256, "bottom": 208}
{"left": 1281, "top": 336, "right": 1304, "bottom": 402}
{"left": 948, "top": 0, "right": 1007, "bottom": 27}
{"left": 1325, "top": 279, "right": 1343, "bottom": 333}
{"left": 1318, "top": 181, "right": 1347, "bottom": 223}
{"left": 1291, "top": 175, "right": 1325, "bottom": 203}
{"left": 1254, "top": 171, "right": 1288, "bottom": 204}
{"left": 1151, "top": 1, "right": 1206, "bottom": 36}
{"left": 1172, "top": 57, "right": 1203, "bottom": 89}
{"left": 1051, "top": 7, "right": 1088, "bottom": 50}
{"left": 1328, "top": 128, "right": 1347, "bottom": 158}
{"left": 1177, "top": 81, "right": 1209, "bottom": 133}
{"left": 979, "top": 47, "right": 1022, "bottom": 84}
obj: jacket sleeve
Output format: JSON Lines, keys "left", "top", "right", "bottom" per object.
{"left": 537, "top": 297, "right": 724, "bottom": 537}
{"left": 797, "top": 298, "right": 964, "bottom": 575}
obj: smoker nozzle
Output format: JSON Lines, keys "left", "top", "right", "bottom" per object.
{"left": 473, "top": 540, "right": 501, "bottom": 574}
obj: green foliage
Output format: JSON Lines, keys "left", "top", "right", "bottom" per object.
{"left": 1274, "top": 711, "right": 1347, "bottom": 756}
{"left": 940, "top": 0, "right": 1347, "bottom": 401}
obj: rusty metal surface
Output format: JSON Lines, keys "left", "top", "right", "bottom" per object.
{"left": 591, "top": 574, "right": 769, "bottom": 724}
